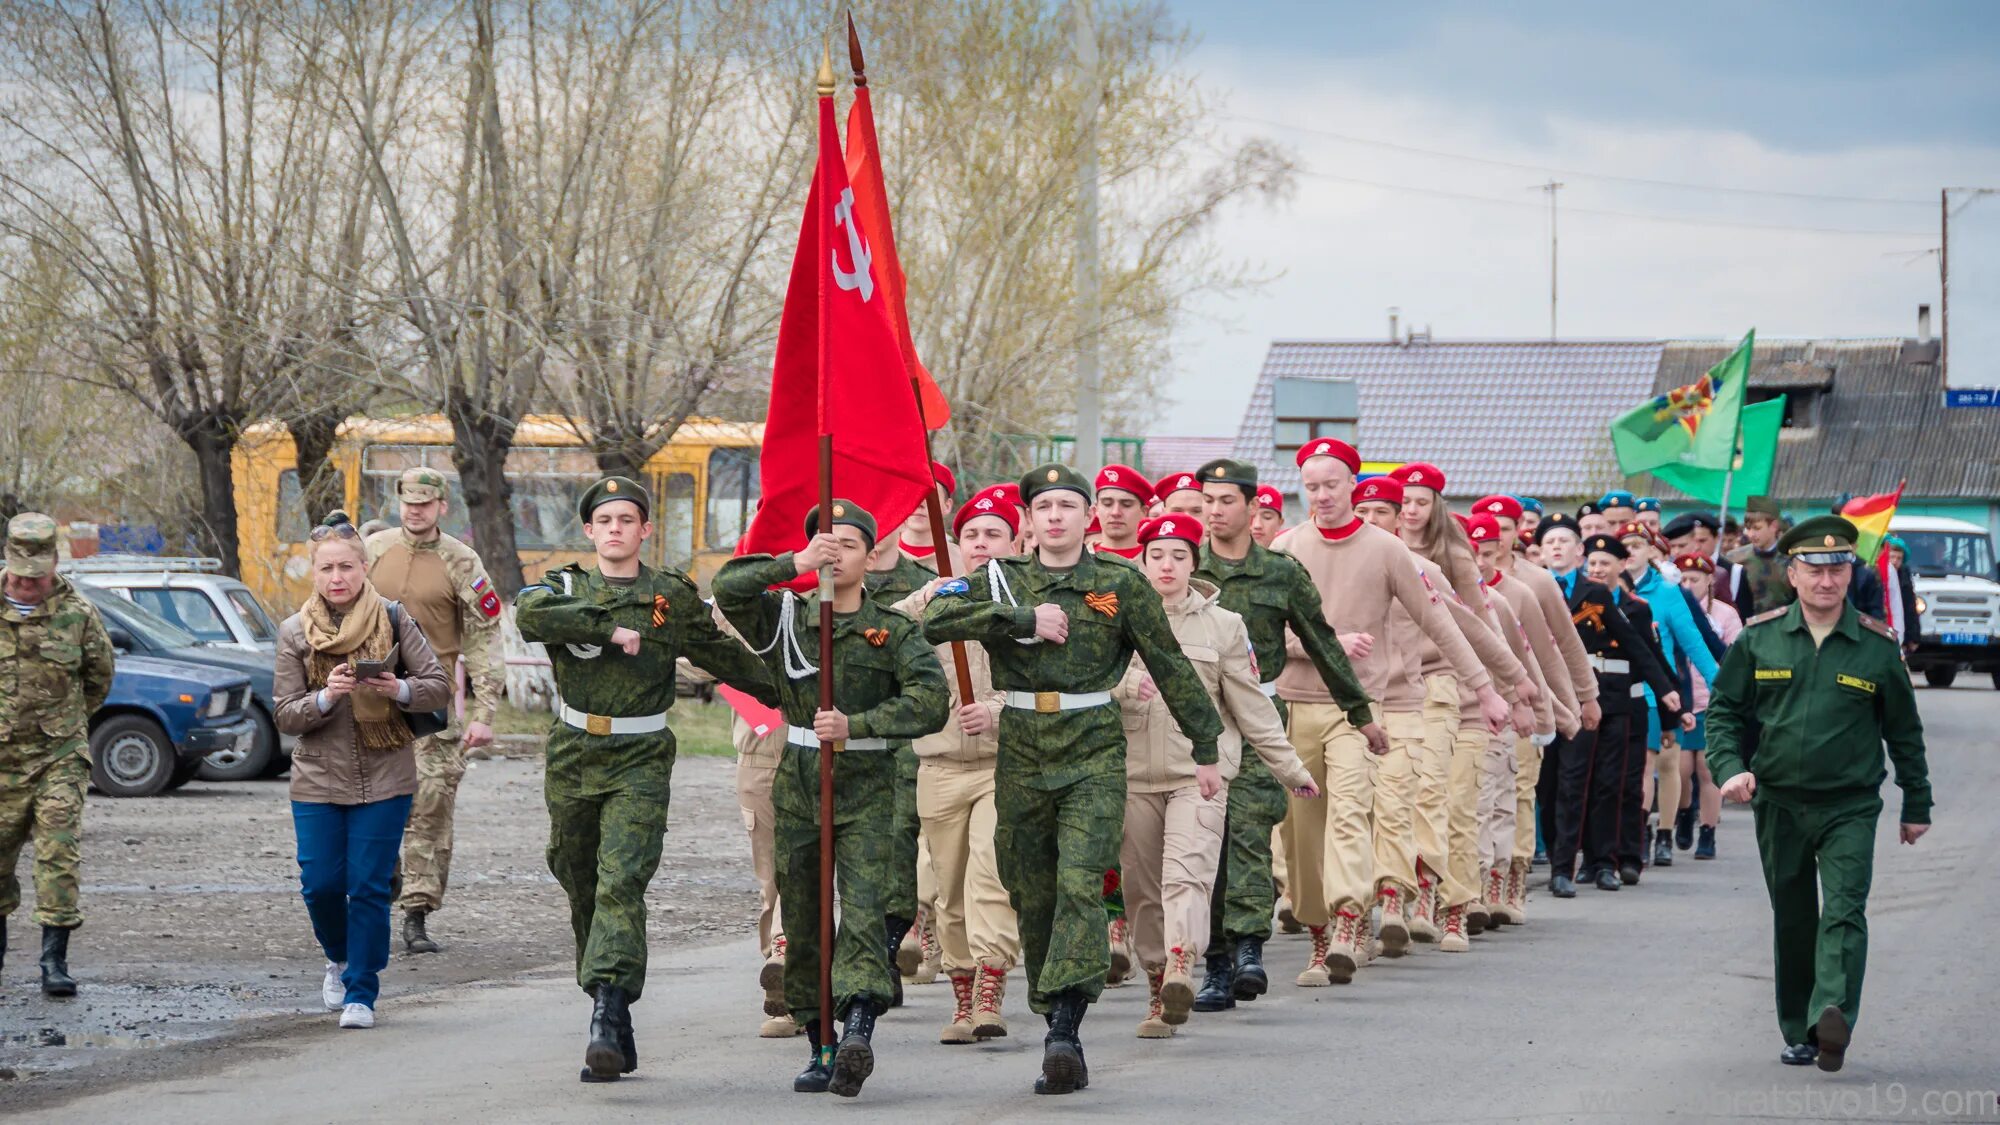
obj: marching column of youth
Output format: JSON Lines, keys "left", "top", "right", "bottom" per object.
{"left": 1705, "top": 515, "right": 1931, "bottom": 1075}
{"left": 891, "top": 493, "right": 1023, "bottom": 1046}
{"left": 515, "top": 477, "right": 781, "bottom": 1083}
{"left": 1584, "top": 532, "right": 1688, "bottom": 885}
{"left": 1115, "top": 514, "right": 1319, "bottom": 1038}
{"left": 1190, "top": 458, "right": 1372, "bottom": 1010}
{"left": 713, "top": 500, "right": 949, "bottom": 1099}
{"left": 1616, "top": 521, "right": 1718, "bottom": 871}
{"left": 922, "top": 464, "right": 1222, "bottom": 1097}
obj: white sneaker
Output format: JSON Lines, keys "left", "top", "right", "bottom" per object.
{"left": 339, "top": 1002, "right": 374, "bottom": 1029}
{"left": 323, "top": 962, "right": 346, "bottom": 1011}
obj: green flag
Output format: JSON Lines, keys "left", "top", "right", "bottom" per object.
{"left": 1650, "top": 395, "right": 1784, "bottom": 504}
{"left": 1609, "top": 330, "right": 1754, "bottom": 475}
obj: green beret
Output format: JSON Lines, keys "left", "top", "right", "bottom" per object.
{"left": 578, "top": 476, "right": 651, "bottom": 523}
{"left": 1195, "top": 457, "right": 1258, "bottom": 488}
{"left": 5, "top": 512, "right": 59, "bottom": 579}
{"left": 1744, "top": 495, "right": 1782, "bottom": 519}
{"left": 1020, "top": 463, "right": 1091, "bottom": 504}
{"left": 1779, "top": 514, "right": 1858, "bottom": 565}
{"left": 804, "top": 499, "right": 877, "bottom": 548}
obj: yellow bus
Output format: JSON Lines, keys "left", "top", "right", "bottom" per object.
{"left": 233, "top": 415, "right": 763, "bottom": 611}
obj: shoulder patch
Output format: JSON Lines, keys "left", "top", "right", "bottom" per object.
{"left": 935, "top": 577, "right": 970, "bottom": 597}
{"left": 1746, "top": 608, "right": 1789, "bottom": 627}
{"left": 1856, "top": 614, "right": 1898, "bottom": 642}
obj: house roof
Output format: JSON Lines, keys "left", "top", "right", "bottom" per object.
{"left": 1230, "top": 340, "right": 1666, "bottom": 499}
{"left": 1138, "top": 435, "right": 1234, "bottom": 479}
{"left": 1640, "top": 338, "right": 2000, "bottom": 502}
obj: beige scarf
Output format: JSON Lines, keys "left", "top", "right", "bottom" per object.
{"left": 301, "top": 582, "right": 411, "bottom": 752}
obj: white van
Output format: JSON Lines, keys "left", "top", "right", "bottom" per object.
{"left": 1889, "top": 516, "right": 2000, "bottom": 689}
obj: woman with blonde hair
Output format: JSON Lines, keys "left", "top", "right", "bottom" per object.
{"left": 274, "top": 511, "right": 450, "bottom": 1028}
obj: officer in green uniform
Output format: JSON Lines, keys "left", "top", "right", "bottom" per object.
{"left": 515, "top": 477, "right": 778, "bottom": 1083}
{"left": 1189, "top": 458, "right": 1377, "bottom": 1010}
{"left": 924, "top": 463, "right": 1223, "bottom": 1096}
{"left": 714, "top": 500, "right": 948, "bottom": 1099}
{"left": 1706, "top": 514, "right": 1931, "bottom": 1074}
{"left": 0, "top": 514, "right": 115, "bottom": 997}
{"left": 1726, "top": 495, "right": 1794, "bottom": 616}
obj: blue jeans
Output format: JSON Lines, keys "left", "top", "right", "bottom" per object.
{"left": 293, "top": 795, "right": 412, "bottom": 1008}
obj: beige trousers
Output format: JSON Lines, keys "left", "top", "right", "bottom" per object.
{"left": 1271, "top": 824, "right": 1289, "bottom": 900}
{"left": 1415, "top": 675, "right": 1460, "bottom": 900}
{"left": 1281, "top": 703, "right": 1425, "bottom": 920}
{"left": 1514, "top": 737, "right": 1545, "bottom": 861}
{"left": 1121, "top": 785, "right": 1227, "bottom": 971}
{"left": 1444, "top": 721, "right": 1488, "bottom": 906}
{"left": 1479, "top": 736, "right": 1522, "bottom": 869}
{"left": 917, "top": 762, "right": 1020, "bottom": 971}
{"left": 735, "top": 756, "right": 784, "bottom": 958}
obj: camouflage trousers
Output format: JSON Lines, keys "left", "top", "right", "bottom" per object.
{"left": 0, "top": 743, "right": 88, "bottom": 928}
{"left": 544, "top": 731, "right": 674, "bottom": 1002}
{"left": 772, "top": 746, "right": 897, "bottom": 1024}
{"left": 886, "top": 747, "right": 921, "bottom": 922}
{"left": 397, "top": 730, "right": 467, "bottom": 914}
{"left": 1207, "top": 750, "right": 1290, "bottom": 948}
{"left": 994, "top": 766, "right": 1124, "bottom": 1015}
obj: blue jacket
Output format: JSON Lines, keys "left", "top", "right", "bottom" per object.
{"left": 1634, "top": 567, "right": 1720, "bottom": 691}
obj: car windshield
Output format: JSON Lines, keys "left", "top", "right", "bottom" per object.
{"left": 227, "top": 589, "right": 279, "bottom": 642}
{"left": 87, "top": 589, "right": 202, "bottom": 649}
{"left": 128, "top": 587, "right": 233, "bottom": 644}
{"left": 1899, "top": 531, "right": 1998, "bottom": 580}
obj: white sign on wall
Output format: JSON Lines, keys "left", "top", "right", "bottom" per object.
{"left": 1945, "top": 187, "right": 2000, "bottom": 407}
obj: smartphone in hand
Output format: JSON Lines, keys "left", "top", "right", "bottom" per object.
{"left": 352, "top": 658, "right": 392, "bottom": 681}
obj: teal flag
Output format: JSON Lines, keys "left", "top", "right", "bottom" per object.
{"left": 1650, "top": 395, "right": 1784, "bottom": 504}
{"left": 1610, "top": 330, "right": 1754, "bottom": 475}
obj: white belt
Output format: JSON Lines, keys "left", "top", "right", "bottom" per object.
{"left": 786, "top": 725, "right": 890, "bottom": 752}
{"left": 1589, "top": 655, "right": 1631, "bottom": 674}
{"left": 1003, "top": 690, "right": 1114, "bottom": 713}
{"left": 559, "top": 705, "right": 669, "bottom": 736}
{"left": 1260, "top": 681, "right": 1281, "bottom": 698}
{"left": 1632, "top": 684, "right": 1649, "bottom": 699}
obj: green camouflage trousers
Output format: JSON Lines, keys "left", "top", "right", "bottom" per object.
{"left": 887, "top": 747, "right": 920, "bottom": 921}
{"left": 1208, "top": 750, "right": 1289, "bottom": 947}
{"left": 0, "top": 743, "right": 88, "bottom": 928}
{"left": 398, "top": 729, "right": 467, "bottom": 914}
{"left": 772, "top": 746, "right": 897, "bottom": 1023}
{"left": 995, "top": 766, "right": 1125, "bottom": 1015}
{"left": 544, "top": 729, "right": 674, "bottom": 1001}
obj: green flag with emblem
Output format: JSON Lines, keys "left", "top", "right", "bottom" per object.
{"left": 1610, "top": 330, "right": 1754, "bottom": 475}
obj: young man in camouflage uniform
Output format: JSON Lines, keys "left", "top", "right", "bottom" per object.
{"left": 1728, "top": 496, "right": 1792, "bottom": 617}
{"left": 924, "top": 463, "right": 1223, "bottom": 1096}
{"left": 364, "top": 467, "right": 505, "bottom": 955}
{"left": 715, "top": 500, "right": 949, "bottom": 1099}
{"left": 1191, "top": 458, "right": 1373, "bottom": 1010}
{"left": 515, "top": 477, "right": 777, "bottom": 1083}
{"left": 0, "top": 513, "right": 115, "bottom": 996}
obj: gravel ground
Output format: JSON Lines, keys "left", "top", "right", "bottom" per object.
{"left": 0, "top": 742, "right": 759, "bottom": 1100}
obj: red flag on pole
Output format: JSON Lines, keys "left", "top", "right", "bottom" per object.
{"left": 739, "top": 73, "right": 931, "bottom": 561}
{"left": 843, "top": 28, "right": 949, "bottom": 430}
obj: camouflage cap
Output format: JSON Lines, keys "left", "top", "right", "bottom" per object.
{"left": 577, "top": 476, "right": 651, "bottom": 522}
{"left": 5, "top": 512, "right": 59, "bottom": 578}
{"left": 1195, "top": 457, "right": 1258, "bottom": 489}
{"left": 804, "top": 499, "right": 878, "bottom": 548}
{"left": 398, "top": 467, "right": 449, "bottom": 503}
{"left": 1020, "top": 463, "right": 1091, "bottom": 505}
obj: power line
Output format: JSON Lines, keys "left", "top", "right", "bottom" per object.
{"left": 1229, "top": 113, "right": 1935, "bottom": 208}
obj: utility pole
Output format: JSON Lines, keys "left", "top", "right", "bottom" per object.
{"left": 1073, "top": 0, "right": 1103, "bottom": 476}
{"left": 1541, "top": 180, "right": 1563, "bottom": 340}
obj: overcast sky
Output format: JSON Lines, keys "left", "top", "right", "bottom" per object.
{"left": 1155, "top": 0, "right": 2000, "bottom": 435}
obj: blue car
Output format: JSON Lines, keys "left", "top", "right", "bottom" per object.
{"left": 93, "top": 654, "right": 258, "bottom": 798}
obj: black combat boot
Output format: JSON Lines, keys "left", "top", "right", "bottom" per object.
{"left": 793, "top": 1019, "right": 834, "bottom": 1093}
{"left": 1653, "top": 829, "right": 1675, "bottom": 868}
{"left": 1674, "top": 806, "right": 1696, "bottom": 851}
{"left": 1034, "top": 990, "right": 1088, "bottom": 1095}
{"left": 617, "top": 1004, "right": 638, "bottom": 1075}
{"left": 828, "top": 999, "right": 879, "bottom": 1098}
{"left": 40, "top": 926, "right": 76, "bottom": 997}
{"left": 1232, "top": 936, "right": 1269, "bottom": 1000}
{"left": 885, "top": 915, "right": 912, "bottom": 1007}
{"left": 402, "top": 909, "right": 439, "bottom": 955}
{"left": 1193, "top": 949, "right": 1235, "bottom": 1012}
{"left": 580, "top": 986, "right": 628, "bottom": 1082}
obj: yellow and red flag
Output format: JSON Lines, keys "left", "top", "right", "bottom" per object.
{"left": 1840, "top": 481, "right": 1904, "bottom": 565}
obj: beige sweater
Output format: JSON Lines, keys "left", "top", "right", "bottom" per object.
{"left": 1114, "top": 581, "right": 1313, "bottom": 794}
{"left": 1489, "top": 590, "right": 1555, "bottom": 733}
{"left": 1402, "top": 554, "right": 1525, "bottom": 718}
{"left": 1514, "top": 561, "right": 1600, "bottom": 704}
{"left": 892, "top": 580, "right": 1003, "bottom": 768}
{"left": 1494, "top": 571, "right": 1580, "bottom": 737}
{"left": 1272, "top": 520, "right": 1494, "bottom": 713}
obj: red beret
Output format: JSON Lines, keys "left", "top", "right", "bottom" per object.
{"left": 1157, "top": 471, "right": 1203, "bottom": 497}
{"left": 1674, "top": 552, "right": 1715, "bottom": 574}
{"left": 1295, "top": 439, "right": 1360, "bottom": 474}
{"left": 1352, "top": 476, "right": 1404, "bottom": 507}
{"left": 1086, "top": 514, "right": 1101, "bottom": 535}
{"left": 1255, "top": 485, "right": 1284, "bottom": 513}
{"left": 1138, "top": 514, "right": 1204, "bottom": 548}
{"left": 987, "top": 482, "right": 1022, "bottom": 508}
{"left": 1450, "top": 511, "right": 1471, "bottom": 533}
{"left": 1466, "top": 513, "right": 1503, "bottom": 543}
{"left": 930, "top": 461, "right": 957, "bottom": 499}
{"left": 1616, "top": 520, "right": 1650, "bottom": 542}
{"left": 1094, "top": 464, "right": 1154, "bottom": 504}
{"left": 1390, "top": 462, "right": 1445, "bottom": 492}
{"left": 1472, "top": 494, "right": 1523, "bottom": 520}
{"left": 954, "top": 492, "right": 1020, "bottom": 539}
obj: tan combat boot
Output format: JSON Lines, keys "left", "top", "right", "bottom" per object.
{"left": 1438, "top": 903, "right": 1470, "bottom": 952}
{"left": 1409, "top": 874, "right": 1441, "bottom": 943}
{"left": 1296, "top": 923, "right": 1334, "bottom": 986}
{"left": 761, "top": 935, "right": 787, "bottom": 1018}
{"left": 972, "top": 961, "right": 1009, "bottom": 1039}
{"left": 940, "top": 970, "right": 977, "bottom": 1044}
{"left": 1137, "top": 969, "right": 1174, "bottom": 1039}
{"left": 760, "top": 1011, "right": 801, "bottom": 1038}
{"left": 897, "top": 907, "right": 926, "bottom": 979}
{"left": 1106, "top": 917, "right": 1134, "bottom": 986}
{"left": 1507, "top": 857, "right": 1531, "bottom": 924}
{"left": 1159, "top": 947, "right": 1196, "bottom": 1025}
{"left": 1276, "top": 897, "right": 1304, "bottom": 934}
{"left": 1376, "top": 885, "right": 1411, "bottom": 958}
{"left": 1328, "top": 910, "right": 1363, "bottom": 983}
{"left": 1486, "top": 866, "right": 1517, "bottom": 926}
{"left": 914, "top": 911, "right": 942, "bottom": 985}
{"left": 1466, "top": 893, "right": 1490, "bottom": 937}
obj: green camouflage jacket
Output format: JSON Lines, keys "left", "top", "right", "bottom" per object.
{"left": 0, "top": 576, "right": 115, "bottom": 754}
{"left": 1197, "top": 541, "right": 1375, "bottom": 727}
{"left": 865, "top": 552, "right": 937, "bottom": 611}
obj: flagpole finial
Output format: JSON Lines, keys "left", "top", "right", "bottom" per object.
{"left": 816, "top": 38, "right": 835, "bottom": 98}
{"left": 846, "top": 10, "right": 868, "bottom": 88}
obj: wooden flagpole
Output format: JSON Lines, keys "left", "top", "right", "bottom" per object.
{"left": 813, "top": 44, "right": 838, "bottom": 1063}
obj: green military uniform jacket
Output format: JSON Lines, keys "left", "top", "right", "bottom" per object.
{"left": 516, "top": 563, "right": 776, "bottom": 783}
{"left": 865, "top": 552, "right": 936, "bottom": 610}
{"left": 0, "top": 577, "right": 115, "bottom": 760}
{"left": 923, "top": 549, "right": 1224, "bottom": 788}
{"left": 1727, "top": 544, "right": 1795, "bottom": 616}
{"left": 1705, "top": 601, "right": 1930, "bottom": 824}
{"left": 1196, "top": 541, "right": 1374, "bottom": 727}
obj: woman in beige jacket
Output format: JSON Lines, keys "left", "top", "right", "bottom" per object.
{"left": 1114, "top": 515, "right": 1317, "bottom": 1038}
{"left": 274, "top": 513, "right": 450, "bottom": 1029}
{"left": 893, "top": 493, "right": 1022, "bottom": 1045}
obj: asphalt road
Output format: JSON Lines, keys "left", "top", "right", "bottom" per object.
{"left": 12, "top": 687, "right": 1998, "bottom": 1124}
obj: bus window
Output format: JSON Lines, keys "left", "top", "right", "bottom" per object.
{"left": 360, "top": 444, "right": 472, "bottom": 538}
{"left": 653, "top": 473, "right": 696, "bottom": 570}
{"left": 277, "top": 470, "right": 309, "bottom": 543}
{"left": 706, "top": 447, "right": 759, "bottom": 552}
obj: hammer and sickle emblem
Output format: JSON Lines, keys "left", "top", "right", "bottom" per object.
{"left": 831, "top": 187, "right": 874, "bottom": 302}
